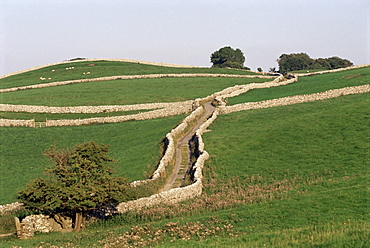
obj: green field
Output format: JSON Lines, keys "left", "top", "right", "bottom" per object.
{"left": 2, "top": 92, "right": 368, "bottom": 247}
{"left": 0, "top": 115, "right": 184, "bottom": 204}
{"left": 0, "top": 109, "right": 152, "bottom": 122}
{"left": 1, "top": 77, "right": 268, "bottom": 106}
{"left": 1, "top": 62, "right": 369, "bottom": 247}
{"left": 228, "top": 66, "right": 369, "bottom": 105}
{"left": 0, "top": 60, "right": 257, "bottom": 89}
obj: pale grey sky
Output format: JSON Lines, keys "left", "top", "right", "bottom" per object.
{"left": 1, "top": 0, "right": 369, "bottom": 75}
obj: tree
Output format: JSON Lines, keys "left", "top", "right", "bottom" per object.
{"left": 277, "top": 53, "right": 315, "bottom": 74}
{"left": 277, "top": 53, "right": 353, "bottom": 74}
{"left": 18, "top": 142, "right": 130, "bottom": 232}
{"left": 326, "top": 56, "right": 353, "bottom": 69}
{"left": 210, "top": 46, "right": 246, "bottom": 69}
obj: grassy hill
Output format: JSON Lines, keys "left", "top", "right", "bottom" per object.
{"left": 1, "top": 77, "right": 267, "bottom": 106}
{"left": 0, "top": 60, "right": 257, "bottom": 89}
{"left": 0, "top": 61, "right": 368, "bottom": 247}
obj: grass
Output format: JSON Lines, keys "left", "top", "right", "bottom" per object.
{"left": 1, "top": 77, "right": 268, "bottom": 106}
{"left": 0, "top": 115, "right": 184, "bottom": 204}
{"left": 2, "top": 91, "right": 368, "bottom": 247}
{"left": 290, "top": 68, "right": 329, "bottom": 73}
{"left": 228, "top": 66, "right": 369, "bottom": 105}
{"left": 1, "top": 64, "right": 369, "bottom": 247}
{"left": 204, "top": 93, "right": 369, "bottom": 182}
{"left": 0, "top": 109, "right": 153, "bottom": 122}
{"left": 0, "top": 60, "right": 258, "bottom": 89}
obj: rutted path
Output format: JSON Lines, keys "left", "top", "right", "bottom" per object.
{"left": 162, "top": 102, "right": 215, "bottom": 191}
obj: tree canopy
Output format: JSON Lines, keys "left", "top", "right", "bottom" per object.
{"left": 18, "top": 141, "right": 130, "bottom": 231}
{"left": 210, "top": 46, "right": 246, "bottom": 69}
{"left": 277, "top": 53, "right": 353, "bottom": 74}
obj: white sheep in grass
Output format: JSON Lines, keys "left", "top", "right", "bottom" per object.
{"left": 39, "top": 77, "right": 46, "bottom": 80}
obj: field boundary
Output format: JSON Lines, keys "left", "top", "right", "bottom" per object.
{"left": 218, "top": 84, "right": 370, "bottom": 114}
{"left": 0, "top": 73, "right": 276, "bottom": 93}
{"left": 291, "top": 63, "right": 370, "bottom": 77}
{"left": 1, "top": 65, "right": 370, "bottom": 229}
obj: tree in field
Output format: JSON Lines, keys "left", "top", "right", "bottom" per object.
{"left": 277, "top": 53, "right": 353, "bottom": 74}
{"left": 210, "top": 46, "right": 246, "bottom": 69}
{"left": 18, "top": 142, "right": 130, "bottom": 232}
{"left": 326, "top": 56, "right": 353, "bottom": 69}
{"left": 277, "top": 53, "right": 315, "bottom": 74}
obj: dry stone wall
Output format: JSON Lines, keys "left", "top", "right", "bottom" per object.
{"left": 3, "top": 65, "right": 370, "bottom": 232}
{"left": 219, "top": 85, "right": 370, "bottom": 114}
{"left": 0, "top": 102, "right": 185, "bottom": 113}
{"left": 117, "top": 145, "right": 209, "bottom": 214}
{"left": 117, "top": 105, "right": 216, "bottom": 213}
{"left": 292, "top": 64, "right": 370, "bottom": 77}
{"left": 0, "top": 202, "right": 23, "bottom": 215}
{"left": 0, "top": 118, "right": 35, "bottom": 127}
{"left": 0, "top": 73, "right": 275, "bottom": 93}
{"left": 44, "top": 103, "right": 192, "bottom": 127}
{"left": 131, "top": 106, "right": 205, "bottom": 185}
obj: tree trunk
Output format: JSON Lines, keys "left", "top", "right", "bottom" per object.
{"left": 53, "top": 214, "right": 72, "bottom": 230}
{"left": 73, "top": 212, "right": 85, "bottom": 232}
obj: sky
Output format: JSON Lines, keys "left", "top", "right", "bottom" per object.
{"left": 1, "top": 0, "right": 369, "bottom": 75}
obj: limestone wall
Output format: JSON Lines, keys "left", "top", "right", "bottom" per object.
{"left": 44, "top": 103, "right": 192, "bottom": 127}
{"left": 0, "top": 202, "right": 23, "bottom": 215}
{"left": 0, "top": 73, "right": 275, "bottom": 93}
{"left": 292, "top": 64, "right": 370, "bottom": 77}
{"left": 117, "top": 144, "right": 209, "bottom": 214}
{"left": 131, "top": 105, "right": 205, "bottom": 185}
{"left": 219, "top": 84, "right": 370, "bottom": 114}
{"left": 0, "top": 118, "right": 35, "bottom": 127}
{"left": 0, "top": 102, "right": 185, "bottom": 113}
{"left": 117, "top": 106, "right": 216, "bottom": 214}
{"left": 3, "top": 81, "right": 369, "bottom": 231}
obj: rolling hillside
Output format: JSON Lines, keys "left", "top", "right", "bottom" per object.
{"left": 0, "top": 60, "right": 369, "bottom": 247}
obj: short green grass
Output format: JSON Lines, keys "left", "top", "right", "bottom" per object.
{"left": 228, "top": 66, "right": 369, "bottom": 105}
{"left": 290, "top": 68, "right": 329, "bottom": 73}
{"left": 1, "top": 64, "right": 369, "bottom": 247}
{"left": 2, "top": 93, "right": 368, "bottom": 247}
{"left": 204, "top": 93, "right": 369, "bottom": 182}
{"left": 0, "top": 60, "right": 258, "bottom": 89}
{"left": 0, "top": 115, "right": 184, "bottom": 204}
{"left": 0, "top": 109, "right": 153, "bottom": 122}
{"left": 1, "top": 77, "right": 268, "bottom": 106}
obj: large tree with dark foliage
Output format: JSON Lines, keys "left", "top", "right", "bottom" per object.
{"left": 210, "top": 46, "right": 246, "bottom": 69}
{"left": 18, "top": 142, "right": 130, "bottom": 232}
{"left": 277, "top": 53, "right": 353, "bottom": 74}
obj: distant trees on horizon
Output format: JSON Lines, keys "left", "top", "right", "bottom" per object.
{"left": 210, "top": 46, "right": 249, "bottom": 70}
{"left": 277, "top": 53, "right": 353, "bottom": 74}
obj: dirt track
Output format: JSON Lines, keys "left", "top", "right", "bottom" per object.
{"left": 162, "top": 102, "right": 215, "bottom": 191}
